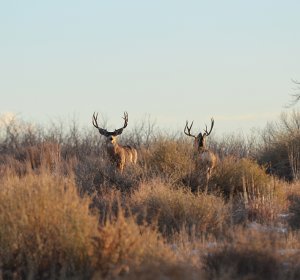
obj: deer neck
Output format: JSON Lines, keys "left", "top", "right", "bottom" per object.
{"left": 198, "top": 145, "right": 208, "bottom": 153}
{"left": 107, "top": 141, "right": 119, "bottom": 152}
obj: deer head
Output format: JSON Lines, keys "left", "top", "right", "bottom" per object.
{"left": 92, "top": 112, "right": 128, "bottom": 146}
{"left": 184, "top": 118, "right": 214, "bottom": 151}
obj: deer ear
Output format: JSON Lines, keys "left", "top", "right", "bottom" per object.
{"left": 98, "top": 128, "right": 109, "bottom": 137}
{"left": 113, "top": 128, "right": 124, "bottom": 136}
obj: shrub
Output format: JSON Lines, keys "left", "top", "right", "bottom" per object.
{"left": 92, "top": 211, "right": 179, "bottom": 278}
{"left": 287, "top": 182, "right": 300, "bottom": 229}
{"left": 246, "top": 184, "right": 287, "bottom": 224}
{"left": 75, "top": 155, "right": 141, "bottom": 196}
{"left": 203, "top": 229, "right": 284, "bottom": 280}
{"left": 0, "top": 170, "right": 99, "bottom": 278}
{"left": 211, "top": 156, "right": 274, "bottom": 198}
{"left": 204, "top": 245, "right": 280, "bottom": 280}
{"left": 211, "top": 157, "right": 288, "bottom": 224}
{"left": 142, "top": 138, "right": 193, "bottom": 183}
{"left": 257, "top": 110, "right": 300, "bottom": 181}
{"left": 0, "top": 169, "right": 192, "bottom": 279}
{"left": 130, "top": 179, "right": 229, "bottom": 237}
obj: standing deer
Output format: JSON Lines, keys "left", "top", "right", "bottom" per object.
{"left": 92, "top": 112, "right": 137, "bottom": 173}
{"left": 184, "top": 118, "right": 217, "bottom": 194}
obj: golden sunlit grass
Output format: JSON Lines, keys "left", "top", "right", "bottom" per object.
{"left": 93, "top": 211, "right": 179, "bottom": 278}
{"left": 0, "top": 168, "right": 203, "bottom": 279}
{"left": 130, "top": 179, "right": 229, "bottom": 237}
{"left": 0, "top": 169, "right": 99, "bottom": 278}
{"left": 142, "top": 138, "right": 193, "bottom": 183}
{"left": 211, "top": 156, "right": 274, "bottom": 196}
{"left": 1, "top": 130, "right": 300, "bottom": 279}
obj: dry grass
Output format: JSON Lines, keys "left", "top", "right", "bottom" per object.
{"left": 285, "top": 181, "right": 300, "bottom": 229}
{"left": 141, "top": 138, "right": 193, "bottom": 183}
{"left": 92, "top": 210, "right": 180, "bottom": 278}
{"left": 211, "top": 156, "right": 274, "bottom": 196}
{"left": 130, "top": 179, "right": 229, "bottom": 237}
{"left": 0, "top": 168, "right": 204, "bottom": 279}
{"left": 2, "top": 119, "right": 300, "bottom": 279}
{"left": 203, "top": 228, "right": 300, "bottom": 280}
{"left": 0, "top": 169, "right": 99, "bottom": 278}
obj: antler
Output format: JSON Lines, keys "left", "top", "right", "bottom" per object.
{"left": 184, "top": 120, "right": 196, "bottom": 138}
{"left": 92, "top": 112, "right": 109, "bottom": 136}
{"left": 113, "top": 112, "right": 128, "bottom": 136}
{"left": 203, "top": 118, "right": 214, "bottom": 136}
{"left": 92, "top": 112, "right": 100, "bottom": 129}
{"left": 93, "top": 112, "right": 129, "bottom": 136}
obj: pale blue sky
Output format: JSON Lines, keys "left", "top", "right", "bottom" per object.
{"left": 1, "top": 1, "right": 299, "bottom": 135}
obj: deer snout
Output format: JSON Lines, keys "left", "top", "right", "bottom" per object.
{"left": 106, "top": 135, "right": 116, "bottom": 145}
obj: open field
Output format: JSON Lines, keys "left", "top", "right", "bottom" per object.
{"left": 0, "top": 111, "right": 300, "bottom": 279}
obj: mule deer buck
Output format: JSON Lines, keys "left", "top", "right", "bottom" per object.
{"left": 184, "top": 118, "right": 217, "bottom": 194}
{"left": 92, "top": 112, "right": 137, "bottom": 173}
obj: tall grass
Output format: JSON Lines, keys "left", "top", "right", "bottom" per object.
{"left": 203, "top": 228, "right": 300, "bottom": 280}
{"left": 211, "top": 156, "right": 275, "bottom": 196}
{"left": 1, "top": 114, "right": 300, "bottom": 279}
{"left": 0, "top": 170, "right": 99, "bottom": 278}
{"left": 92, "top": 210, "right": 180, "bottom": 278}
{"left": 286, "top": 181, "right": 300, "bottom": 229}
{"left": 130, "top": 179, "right": 229, "bottom": 237}
{"left": 0, "top": 169, "right": 203, "bottom": 279}
{"left": 141, "top": 138, "right": 193, "bottom": 183}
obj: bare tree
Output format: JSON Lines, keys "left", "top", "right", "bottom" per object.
{"left": 258, "top": 111, "right": 300, "bottom": 180}
{"left": 286, "top": 80, "right": 300, "bottom": 107}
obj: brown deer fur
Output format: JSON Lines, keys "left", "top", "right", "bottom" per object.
{"left": 93, "top": 112, "right": 137, "bottom": 173}
{"left": 184, "top": 118, "right": 217, "bottom": 193}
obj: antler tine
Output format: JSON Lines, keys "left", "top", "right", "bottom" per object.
{"left": 113, "top": 111, "right": 129, "bottom": 136}
{"left": 92, "top": 112, "right": 109, "bottom": 136}
{"left": 92, "top": 112, "right": 99, "bottom": 129}
{"left": 122, "top": 111, "right": 128, "bottom": 128}
{"left": 184, "top": 120, "right": 196, "bottom": 138}
{"left": 204, "top": 118, "right": 215, "bottom": 136}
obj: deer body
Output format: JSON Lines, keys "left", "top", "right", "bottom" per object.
{"left": 185, "top": 118, "right": 217, "bottom": 193}
{"left": 93, "top": 112, "right": 137, "bottom": 173}
{"left": 195, "top": 148, "right": 217, "bottom": 189}
{"left": 106, "top": 137, "right": 137, "bottom": 172}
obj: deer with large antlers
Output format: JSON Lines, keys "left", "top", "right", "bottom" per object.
{"left": 184, "top": 118, "right": 217, "bottom": 194}
{"left": 92, "top": 112, "right": 137, "bottom": 173}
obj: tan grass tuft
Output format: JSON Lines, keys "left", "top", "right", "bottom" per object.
{"left": 130, "top": 179, "right": 229, "bottom": 237}
{"left": 0, "top": 170, "right": 99, "bottom": 278}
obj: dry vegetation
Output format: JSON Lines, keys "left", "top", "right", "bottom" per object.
{"left": 0, "top": 111, "right": 300, "bottom": 279}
